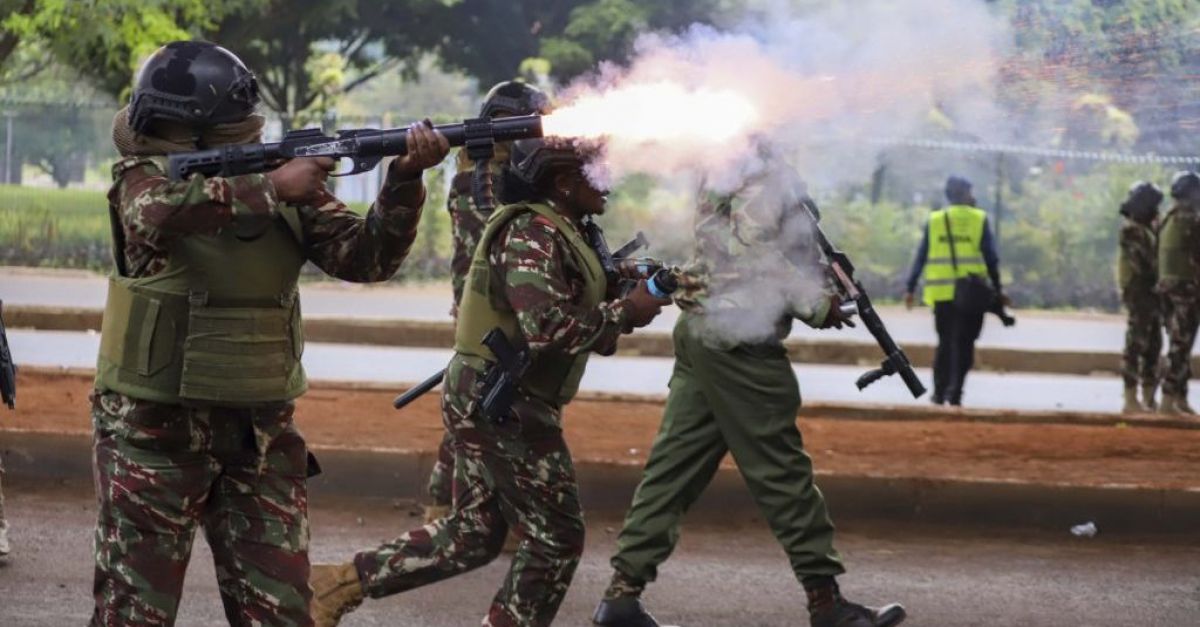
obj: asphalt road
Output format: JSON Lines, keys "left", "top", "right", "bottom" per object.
{"left": 0, "top": 268, "right": 1137, "bottom": 351}
{"left": 11, "top": 328, "right": 1196, "bottom": 413}
{"left": 1, "top": 480, "right": 1197, "bottom": 626}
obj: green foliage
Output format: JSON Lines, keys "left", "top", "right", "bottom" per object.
{"left": 1, "top": 0, "right": 249, "bottom": 99}
{"left": 0, "top": 183, "right": 110, "bottom": 268}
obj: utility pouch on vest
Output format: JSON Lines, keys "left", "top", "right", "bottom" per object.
{"left": 98, "top": 279, "right": 186, "bottom": 400}
{"left": 178, "top": 292, "right": 303, "bottom": 404}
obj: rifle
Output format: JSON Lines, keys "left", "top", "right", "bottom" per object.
{"left": 477, "top": 328, "right": 532, "bottom": 424}
{"left": 0, "top": 300, "right": 15, "bottom": 409}
{"left": 799, "top": 199, "right": 927, "bottom": 399}
{"left": 582, "top": 219, "right": 678, "bottom": 298}
{"left": 393, "top": 230, "right": 670, "bottom": 412}
{"left": 166, "top": 114, "right": 545, "bottom": 181}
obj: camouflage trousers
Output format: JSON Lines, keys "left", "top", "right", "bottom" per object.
{"left": 353, "top": 355, "right": 586, "bottom": 626}
{"left": 1160, "top": 287, "right": 1200, "bottom": 396}
{"left": 426, "top": 431, "right": 455, "bottom": 506}
{"left": 90, "top": 391, "right": 313, "bottom": 627}
{"left": 1121, "top": 288, "right": 1162, "bottom": 387}
{"left": 0, "top": 451, "right": 6, "bottom": 526}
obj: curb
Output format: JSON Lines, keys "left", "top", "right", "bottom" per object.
{"left": 3, "top": 428, "right": 1196, "bottom": 535}
{"left": 18, "top": 365, "right": 1200, "bottom": 431}
{"left": 5, "top": 305, "right": 1165, "bottom": 377}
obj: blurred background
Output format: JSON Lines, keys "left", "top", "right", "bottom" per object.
{"left": 0, "top": 0, "right": 1197, "bottom": 309}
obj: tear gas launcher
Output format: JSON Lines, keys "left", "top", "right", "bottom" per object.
{"left": 798, "top": 199, "right": 926, "bottom": 399}
{"left": 166, "top": 115, "right": 546, "bottom": 181}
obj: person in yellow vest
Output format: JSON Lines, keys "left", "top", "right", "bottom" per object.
{"left": 1155, "top": 171, "right": 1200, "bottom": 415}
{"left": 904, "top": 176, "right": 1007, "bottom": 406}
{"left": 93, "top": 41, "right": 448, "bottom": 625}
{"left": 308, "top": 137, "right": 669, "bottom": 626}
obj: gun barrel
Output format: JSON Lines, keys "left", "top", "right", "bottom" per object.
{"left": 168, "top": 115, "right": 545, "bottom": 181}
{"left": 393, "top": 369, "right": 446, "bottom": 410}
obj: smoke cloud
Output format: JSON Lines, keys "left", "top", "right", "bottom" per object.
{"left": 550, "top": 0, "right": 1015, "bottom": 343}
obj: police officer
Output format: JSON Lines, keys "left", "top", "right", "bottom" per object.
{"left": 93, "top": 40, "right": 447, "bottom": 625}
{"left": 904, "top": 176, "right": 1006, "bottom": 406}
{"left": 1117, "top": 181, "right": 1164, "bottom": 412}
{"left": 424, "top": 80, "right": 553, "bottom": 527}
{"left": 592, "top": 167, "right": 905, "bottom": 627}
{"left": 1156, "top": 171, "right": 1200, "bottom": 415}
{"left": 309, "top": 138, "right": 669, "bottom": 626}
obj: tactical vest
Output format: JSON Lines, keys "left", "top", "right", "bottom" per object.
{"left": 454, "top": 201, "right": 607, "bottom": 405}
{"left": 923, "top": 205, "right": 987, "bottom": 306}
{"left": 1158, "top": 206, "right": 1197, "bottom": 284}
{"left": 96, "top": 160, "right": 308, "bottom": 406}
{"left": 1116, "top": 220, "right": 1155, "bottom": 290}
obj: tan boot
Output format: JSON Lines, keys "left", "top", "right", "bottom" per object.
{"left": 310, "top": 562, "right": 364, "bottom": 627}
{"left": 1122, "top": 386, "right": 1147, "bottom": 414}
{"left": 1140, "top": 383, "right": 1158, "bottom": 411}
{"left": 422, "top": 503, "right": 450, "bottom": 525}
{"left": 1158, "top": 394, "right": 1196, "bottom": 416}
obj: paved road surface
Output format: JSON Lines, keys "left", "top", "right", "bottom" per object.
{"left": 0, "top": 268, "right": 1141, "bottom": 352}
{"left": 10, "top": 328, "right": 1191, "bottom": 413}
{"left": 1, "top": 480, "right": 1196, "bottom": 626}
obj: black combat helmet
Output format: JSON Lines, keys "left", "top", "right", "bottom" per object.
{"left": 128, "top": 41, "right": 260, "bottom": 135}
{"left": 509, "top": 137, "right": 600, "bottom": 186}
{"left": 944, "top": 175, "right": 973, "bottom": 205}
{"left": 1169, "top": 170, "right": 1200, "bottom": 201}
{"left": 480, "top": 81, "right": 553, "bottom": 119}
{"left": 1119, "top": 181, "right": 1163, "bottom": 220}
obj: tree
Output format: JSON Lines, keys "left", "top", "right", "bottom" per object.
{"left": 1, "top": 1, "right": 248, "bottom": 98}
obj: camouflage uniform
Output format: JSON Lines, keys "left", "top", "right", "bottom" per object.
{"left": 1157, "top": 202, "right": 1200, "bottom": 400}
{"left": 605, "top": 188, "right": 845, "bottom": 601}
{"left": 428, "top": 148, "right": 508, "bottom": 508}
{"left": 353, "top": 208, "right": 629, "bottom": 626}
{"left": 1117, "top": 218, "right": 1162, "bottom": 389}
{"left": 92, "top": 157, "right": 426, "bottom": 626}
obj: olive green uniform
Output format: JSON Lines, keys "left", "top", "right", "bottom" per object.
{"left": 1157, "top": 202, "right": 1200, "bottom": 398}
{"left": 608, "top": 190, "right": 844, "bottom": 595}
{"left": 1117, "top": 218, "right": 1161, "bottom": 389}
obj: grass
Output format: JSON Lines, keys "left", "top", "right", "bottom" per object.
{"left": 0, "top": 183, "right": 446, "bottom": 276}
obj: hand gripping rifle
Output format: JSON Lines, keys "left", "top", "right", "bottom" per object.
{"left": 167, "top": 114, "right": 546, "bottom": 181}
{"left": 0, "top": 300, "right": 16, "bottom": 409}
{"left": 799, "top": 199, "right": 926, "bottom": 398}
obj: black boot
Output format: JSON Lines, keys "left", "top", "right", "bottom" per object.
{"left": 806, "top": 580, "right": 906, "bottom": 627}
{"left": 593, "top": 596, "right": 660, "bottom": 627}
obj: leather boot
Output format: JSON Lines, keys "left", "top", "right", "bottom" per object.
{"left": 1122, "top": 385, "right": 1147, "bottom": 414}
{"left": 1140, "top": 383, "right": 1158, "bottom": 411}
{"left": 593, "top": 596, "right": 660, "bottom": 627}
{"left": 807, "top": 580, "right": 906, "bottom": 627}
{"left": 309, "top": 562, "right": 365, "bottom": 627}
{"left": 1158, "top": 394, "right": 1196, "bottom": 416}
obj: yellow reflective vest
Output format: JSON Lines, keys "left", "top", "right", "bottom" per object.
{"left": 923, "top": 205, "right": 988, "bottom": 306}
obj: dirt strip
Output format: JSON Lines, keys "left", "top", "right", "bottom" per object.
{"left": 8, "top": 371, "right": 1200, "bottom": 491}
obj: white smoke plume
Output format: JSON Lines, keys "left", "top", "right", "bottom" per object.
{"left": 543, "top": 0, "right": 1014, "bottom": 343}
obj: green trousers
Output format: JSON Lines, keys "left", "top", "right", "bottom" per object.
{"left": 611, "top": 314, "right": 844, "bottom": 586}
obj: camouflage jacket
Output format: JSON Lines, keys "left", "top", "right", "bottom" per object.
{"left": 487, "top": 210, "right": 628, "bottom": 356}
{"left": 107, "top": 156, "right": 426, "bottom": 281}
{"left": 448, "top": 147, "right": 508, "bottom": 306}
{"left": 1117, "top": 218, "right": 1156, "bottom": 293}
{"left": 673, "top": 189, "right": 833, "bottom": 334}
